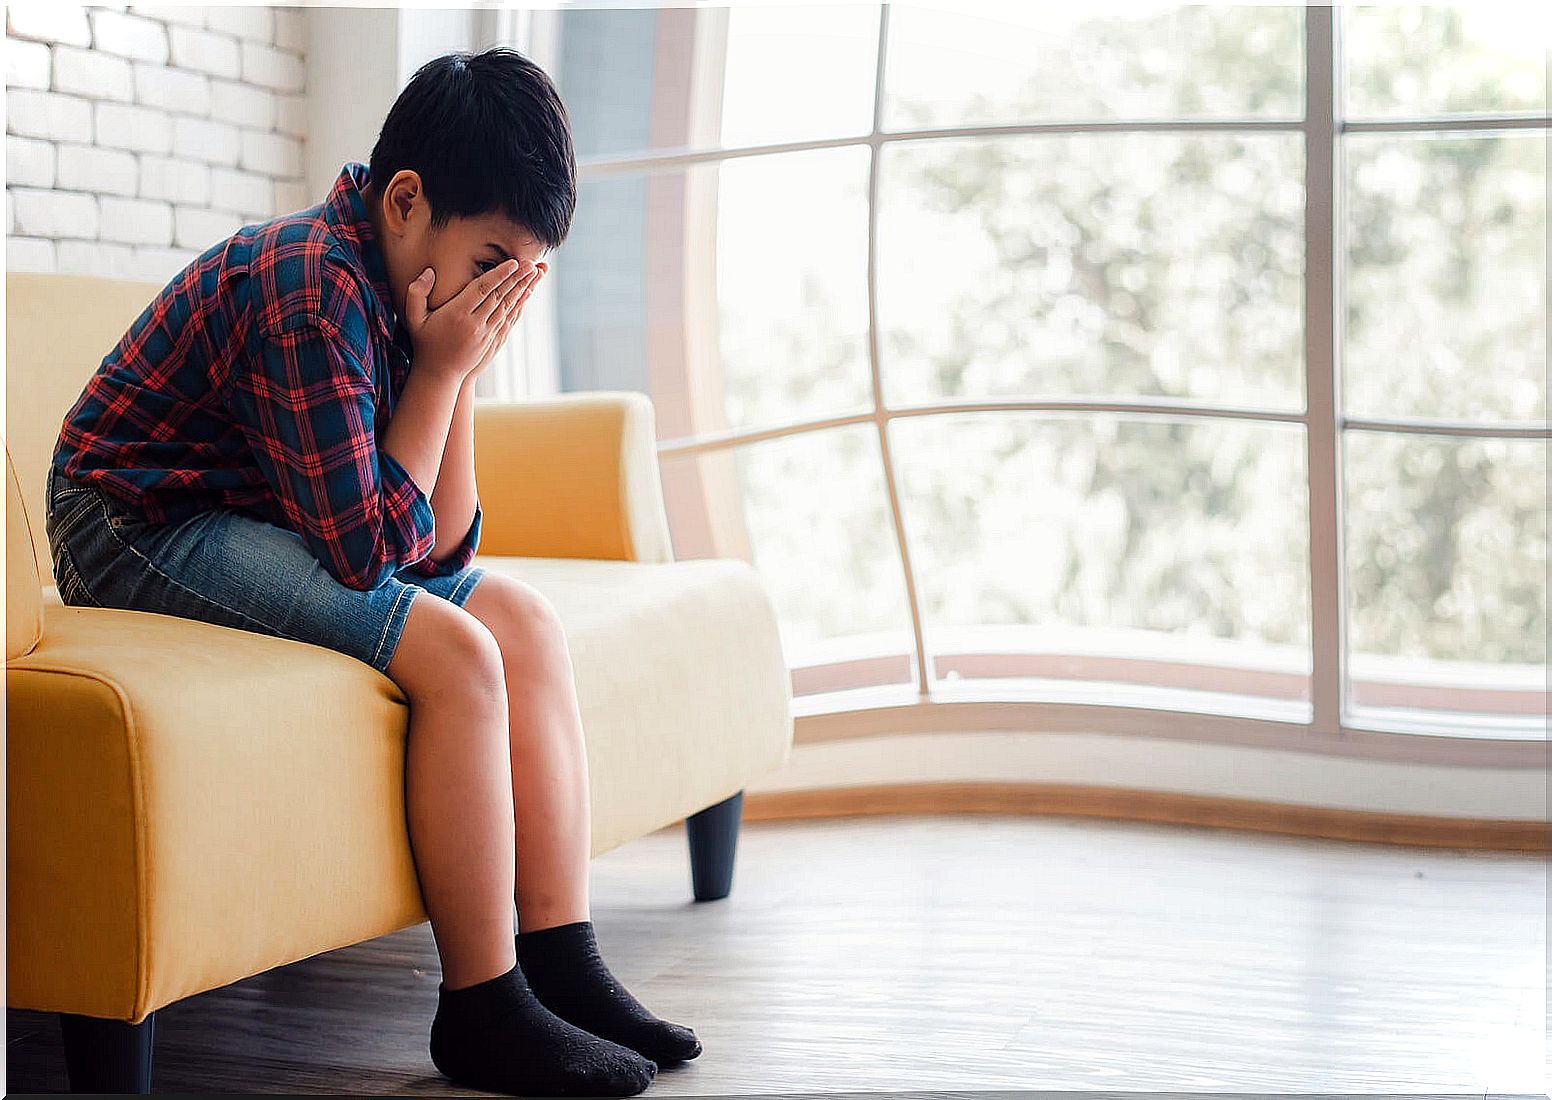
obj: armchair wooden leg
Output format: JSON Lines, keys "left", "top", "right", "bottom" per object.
{"left": 686, "top": 789, "right": 743, "bottom": 901}
{"left": 58, "top": 1010, "right": 156, "bottom": 1094}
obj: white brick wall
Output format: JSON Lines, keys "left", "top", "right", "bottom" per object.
{"left": 167, "top": 25, "right": 238, "bottom": 79}
{"left": 134, "top": 62, "right": 210, "bottom": 113}
{"left": 90, "top": 10, "right": 170, "bottom": 63}
{"left": 210, "top": 166, "right": 270, "bottom": 217}
{"left": 173, "top": 115, "right": 239, "bottom": 165}
{"left": 6, "top": 38, "right": 52, "bottom": 87}
{"left": 52, "top": 43, "right": 134, "bottom": 100}
{"left": 11, "top": 187, "right": 99, "bottom": 238}
{"left": 210, "top": 76, "right": 271, "bottom": 127}
{"left": 9, "top": 6, "right": 91, "bottom": 48}
{"left": 57, "top": 143, "right": 138, "bottom": 195}
{"left": 8, "top": 136, "right": 57, "bottom": 187}
{"left": 141, "top": 154, "right": 211, "bottom": 204}
{"left": 100, "top": 195, "right": 174, "bottom": 245}
{"left": 6, "top": 3, "right": 310, "bottom": 282}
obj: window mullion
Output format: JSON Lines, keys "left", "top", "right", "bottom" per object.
{"left": 1305, "top": 6, "right": 1344, "bottom": 736}
{"left": 867, "top": 3, "right": 932, "bottom": 697}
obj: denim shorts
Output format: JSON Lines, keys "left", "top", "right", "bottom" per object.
{"left": 42, "top": 463, "right": 487, "bottom": 675}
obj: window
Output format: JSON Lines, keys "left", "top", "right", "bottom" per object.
{"left": 1336, "top": 6, "right": 1547, "bottom": 735}
{"left": 515, "top": 4, "right": 1548, "bottom": 746}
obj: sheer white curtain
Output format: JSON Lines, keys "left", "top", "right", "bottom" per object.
{"left": 474, "top": 6, "right": 562, "bottom": 402}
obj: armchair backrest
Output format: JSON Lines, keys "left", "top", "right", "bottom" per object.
{"left": 6, "top": 272, "right": 168, "bottom": 584}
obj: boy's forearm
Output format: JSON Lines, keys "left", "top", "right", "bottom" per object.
{"left": 419, "top": 373, "right": 480, "bottom": 566}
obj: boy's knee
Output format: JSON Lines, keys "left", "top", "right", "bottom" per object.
{"left": 392, "top": 594, "right": 506, "bottom": 702}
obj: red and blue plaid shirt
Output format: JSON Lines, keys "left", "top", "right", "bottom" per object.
{"left": 50, "top": 160, "right": 481, "bottom": 591}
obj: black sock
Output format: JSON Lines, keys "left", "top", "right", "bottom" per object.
{"left": 430, "top": 959, "right": 657, "bottom": 1097}
{"left": 516, "top": 920, "right": 703, "bottom": 1066}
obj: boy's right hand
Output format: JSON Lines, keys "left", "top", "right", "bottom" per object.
{"left": 402, "top": 258, "right": 536, "bottom": 383}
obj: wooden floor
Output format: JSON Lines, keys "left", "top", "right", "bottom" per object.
{"left": 8, "top": 813, "right": 1548, "bottom": 1095}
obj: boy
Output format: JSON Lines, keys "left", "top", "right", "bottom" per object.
{"left": 44, "top": 47, "right": 697, "bottom": 1097}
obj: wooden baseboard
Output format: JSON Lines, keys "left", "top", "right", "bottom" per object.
{"left": 742, "top": 782, "right": 1550, "bottom": 852}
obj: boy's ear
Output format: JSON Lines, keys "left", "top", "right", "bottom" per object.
{"left": 382, "top": 169, "right": 425, "bottom": 230}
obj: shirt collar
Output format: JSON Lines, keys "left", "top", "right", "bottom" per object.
{"left": 322, "top": 161, "right": 406, "bottom": 352}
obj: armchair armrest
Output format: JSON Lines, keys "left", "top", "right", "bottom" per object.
{"left": 472, "top": 390, "right": 673, "bottom": 563}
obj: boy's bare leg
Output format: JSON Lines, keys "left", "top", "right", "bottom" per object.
{"left": 460, "top": 576, "right": 590, "bottom": 932}
{"left": 388, "top": 591, "right": 659, "bottom": 1095}
{"left": 386, "top": 591, "right": 518, "bottom": 991}
{"left": 457, "top": 574, "right": 704, "bottom": 1066}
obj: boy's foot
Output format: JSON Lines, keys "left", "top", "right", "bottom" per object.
{"left": 516, "top": 920, "right": 704, "bottom": 1066}
{"left": 430, "top": 959, "right": 657, "bottom": 1097}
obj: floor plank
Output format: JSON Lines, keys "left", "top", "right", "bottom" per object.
{"left": 8, "top": 814, "right": 1546, "bottom": 1095}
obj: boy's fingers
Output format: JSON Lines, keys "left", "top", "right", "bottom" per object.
{"left": 517, "top": 270, "right": 542, "bottom": 310}
{"left": 514, "top": 276, "right": 538, "bottom": 314}
{"left": 487, "top": 291, "right": 523, "bottom": 349}
{"left": 478, "top": 319, "right": 506, "bottom": 361}
{"left": 476, "top": 264, "right": 535, "bottom": 324}
{"left": 474, "top": 263, "right": 530, "bottom": 311}
{"left": 511, "top": 268, "right": 541, "bottom": 305}
{"left": 500, "top": 270, "right": 541, "bottom": 328}
{"left": 465, "top": 258, "right": 522, "bottom": 310}
{"left": 504, "top": 275, "right": 535, "bottom": 320}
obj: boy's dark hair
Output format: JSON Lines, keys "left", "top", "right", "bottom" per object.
{"left": 367, "top": 46, "right": 576, "bottom": 252}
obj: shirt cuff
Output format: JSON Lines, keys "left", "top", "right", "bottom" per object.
{"left": 404, "top": 499, "right": 483, "bottom": 578}
{"left": 377, "top": 448, "right": 438, "bottom": 567}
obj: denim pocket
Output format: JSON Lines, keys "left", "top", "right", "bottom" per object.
{"left": 48, "top": 482, "right": 91, "bottom": 513}
{"left": 45, "top": 471, "right": 95, "bottom": 523}
{"left": 55, "top": 543, "right": 102, "bottom": 607}
{"left": 45, "top": 494, "right": 109, "bottom": 608}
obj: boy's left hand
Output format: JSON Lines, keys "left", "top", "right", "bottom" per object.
{"left": 465, "top": 261, "right": 546, "bottom": 386}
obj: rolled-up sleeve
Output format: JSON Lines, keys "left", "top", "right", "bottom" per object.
{"left": 226, "top": 315, "right": 439, "bottom": 590}
{"left": 402, "top": 499, "right": 483, "bottom": 578}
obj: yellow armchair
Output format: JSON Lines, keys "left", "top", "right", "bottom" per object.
{"left": 5, "top": 272, "right": 793, "bottom": 1093}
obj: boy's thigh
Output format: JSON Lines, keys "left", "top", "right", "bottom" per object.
{"left": 48, "top": 468, "right": 485, "bottom": 675}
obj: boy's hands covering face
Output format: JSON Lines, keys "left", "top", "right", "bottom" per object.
{"left": 402, "top": 258, "right": 546, "bottom": 383}
{"left": 464, "top": 260, "right": 546, "bottom": 386}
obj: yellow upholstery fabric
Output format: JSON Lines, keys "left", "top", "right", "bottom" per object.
{"left": 473, "top": 394, "right": 674, "bottom": 564}
{"left": 6, "top": 273, "right": 168, "bottom": 585}
{"left": 6, "top": 271, "right": 793, "bottom": 1025}
{"left": 6, "top": 444, "right": 43, "bottom": 660}
{"left": 7, "top": 607, "right": 426, "bottom": 1023}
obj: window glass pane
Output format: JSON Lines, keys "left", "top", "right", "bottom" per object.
{"left": 556, "top": 7, "right": 684, "bottom": 160}
{"left": 1342, "top": 5, "right": 1549, "bottom": 120}
{"left": 1345, "top": 432, "right": 1547, "bottom": 730}
{"left": 720, "top": 4, "right": 879, "bottom": 149}
{"left": 883, "top": 3, "right": 1303, "bottom": 130}
{"left": 659, "top": 427, "right": 916, "bottom": 693}
{"left": 892, "top": 415, "right": 1311, "bottom": 705}
{"left": 718, "top": 149, "right": 874, "bottom": 430}
{"left": 549, "top": 148, "right": 873, "bottom": 436}
{"left": 877, "top": 134, "right": 1304, "bottom": 410}
{"left": 555, "top": 6, "right": 878, "bottom": 161}
{"left": 1344, "top": 131, "right": 1546, "bottom": 423}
